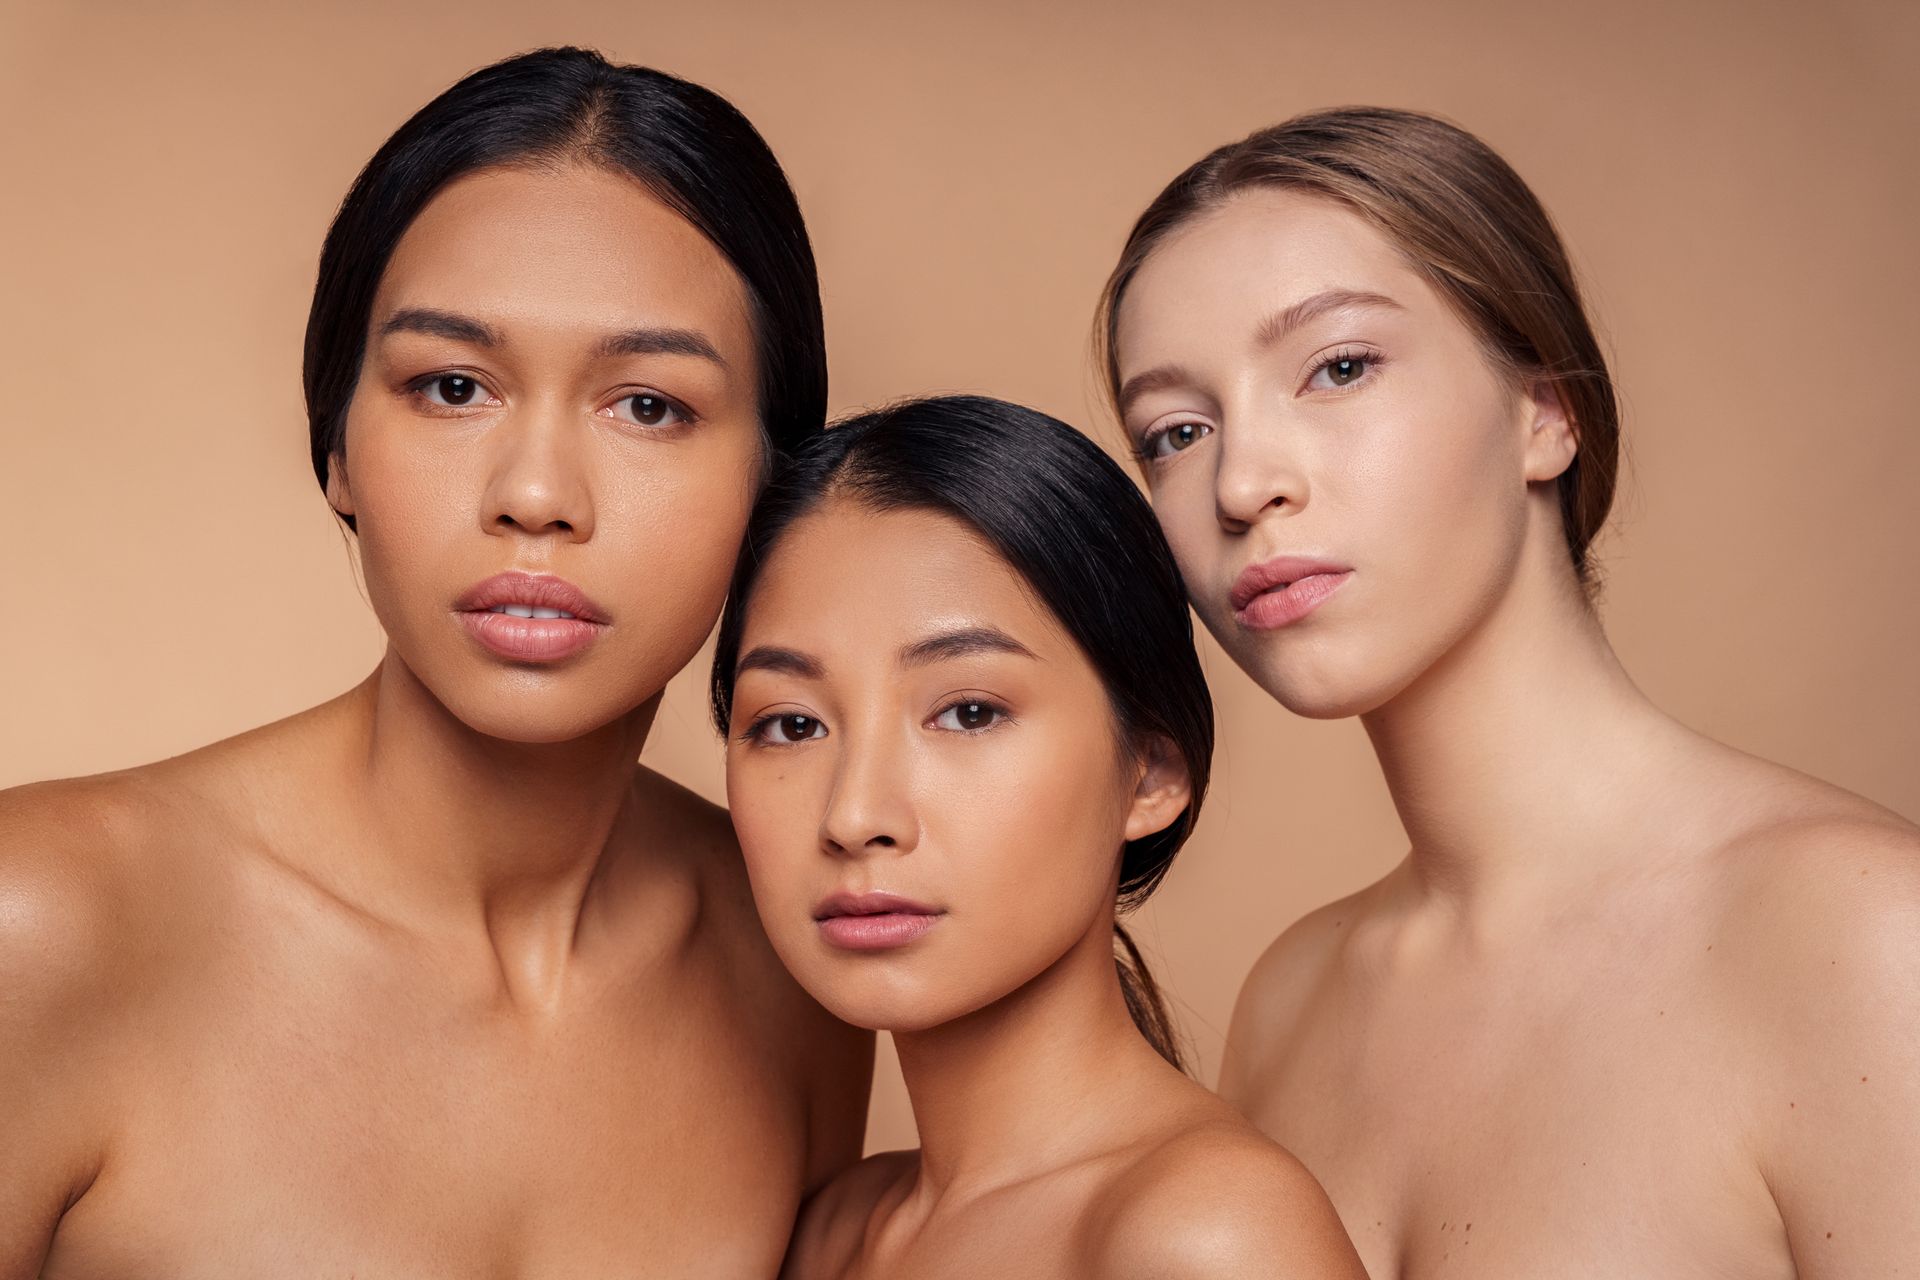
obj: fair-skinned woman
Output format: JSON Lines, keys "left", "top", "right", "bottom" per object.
{"left": 0, "top": 48, "right": 868, "bottom": 1275}
{"left": 714, "top": 396, "right": 1367, "bottom": 1280}
{"left": 1100, "top": 108, "right": 1920, "bottom": 1278}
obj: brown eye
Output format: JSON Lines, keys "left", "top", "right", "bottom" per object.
{"left": 755, "top": 713, "right": 825, "bottom": 745}
{"left": 1313, "top": 355, "right": 1370, "bottom": 389}
{"left": 610, "top": 391, "right": 692, "bottom": 428}
{"left": 419, "top": 374, "right": 489, "bottom": 407}
{"left": 933, "top": 700, "right": 1005, "bottom": 732}
{"left": 1147, "top": 421, "right": 1212, "bottom": 459}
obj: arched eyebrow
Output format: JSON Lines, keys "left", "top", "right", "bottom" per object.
{"left": 900, "top": 626, "right": 1037, "bottom": 668}
{"left": 734, "top": 645, "right": 824, "bottom": 681}
{"left": 379, "top": 307, "right": 498, "bottom": 345}
{"left": 1253, "top": 288, "right": 1402, "bottom": 348}
{"left": 597, "top": 327, "right": 727, "bottom": 366}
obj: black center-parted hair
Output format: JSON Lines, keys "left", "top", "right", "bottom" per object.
{"left": 709, "top": 395, "right": 1215, "bottom": 1067}
{"left": 303, "top": 46, "right": 827, "bottom": 527}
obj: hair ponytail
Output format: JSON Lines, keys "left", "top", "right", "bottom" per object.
{"left": 1115, "top": 921, "right": 1184, "bottom": 1070}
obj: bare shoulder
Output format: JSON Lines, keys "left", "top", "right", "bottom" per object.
{"left": 1086, "top": 1119, "right": 1365, "bottom": 1280}
{"left": 0, "top": 770, "right": 189, "bottom": 1012}
{"left": 1707, "top": 766, "right": 1920, "bottom": 993}
{"left": 0, "top": 768, "right": 211, "bottom": 1226}
{"left": 1220, "top": 876, "right": 1396, "bottom": 1099}
{"left": 782, "top": 1149, "right": 917, "bottom": 1279}
{"left": 1702, "top": 758, "right": 1920, "bottom": 979}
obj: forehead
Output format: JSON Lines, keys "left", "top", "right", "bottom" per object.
{"left": 741, "top": 500, "right": 1075, "bottom": 661}
{"left": 375, "top": 163, "right": 755, "bottom": 356}
{"left": 1114, "top": 188, "right": 1433, "bottom": 370}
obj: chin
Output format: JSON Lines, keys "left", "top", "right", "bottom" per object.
{"left": 433, "top": 679, "right": 651, "bottom": 745}
{"left": 1235, "top": 646, "right": 1419, "bottom": 722}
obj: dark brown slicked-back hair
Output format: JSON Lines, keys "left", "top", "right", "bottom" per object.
{"left": 1097, "top": 107, "right": 1620, "bottom": 589}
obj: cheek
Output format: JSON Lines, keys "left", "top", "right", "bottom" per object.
{"left": 926, "top": 727, "right": 1128, "bottom": 966}
{"left": 341, "top": 413, "right": 478, "bottom": 619}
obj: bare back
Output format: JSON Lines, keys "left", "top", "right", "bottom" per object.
{"left": 1222, "top": 742, "right": 1920, "bottom": 1279}
{"left": 0, "top": 704, "right": 871, "bottom": 1279}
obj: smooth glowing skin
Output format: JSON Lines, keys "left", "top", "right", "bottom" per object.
{"left": 0, "top": 164, "right": 869, "bottom": 1278}
{"left": 726, "top": 501, "right": 1366, "bottom": 1280}
{"left": 1115, "top": 187, "right": 1920, "bottom": 1278}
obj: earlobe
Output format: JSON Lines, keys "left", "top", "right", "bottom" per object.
{"left": 325, "top": 453, "right": 356, "bottom": 518}
{"left": 1122, "top": 735, "right": 1194, "bottom": 843}
{"left": 1523, "top": 379, "right": 1579, "bottom": 484}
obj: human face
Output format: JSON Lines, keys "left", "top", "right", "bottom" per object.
{"left": 724, "top": 501, "right": 1187, "bottom": 1032}
{"left": 1112, "top": 188, "right": 1575, "bottom": 719}
{"left": 330, "top": 163, "right": 762, "bottom": 743}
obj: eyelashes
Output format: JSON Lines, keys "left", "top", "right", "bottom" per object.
{"left": 402, "top": 373, "right": 699, "bottom": 429}
{"left": 1132, "top": 345, "right": 1384, "bottom": 464}
{"left": 738, "top": 696, "right": 1014, "bottom": 747}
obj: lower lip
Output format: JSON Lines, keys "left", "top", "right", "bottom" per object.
{"left": 818, "top": 913, "right": 942, "bottom": 951}
{"left": 1234, "top": 571, "right": 1351, "bottom": 630}
{"left": 457, "top": 610, "right": 606, "bottom": 663}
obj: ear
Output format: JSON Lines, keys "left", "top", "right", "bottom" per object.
{"left": 1122, "top": 734, "right": 1193, "bottom": 844}
{"left": 325, "top": 452, "right": 356, "bottom": 519}
{"left": 1521, "top": 377, "right": 1579, "bottom": 484}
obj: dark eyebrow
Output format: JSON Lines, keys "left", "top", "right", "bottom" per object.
{"left": 378, "top": 307, "right": 498, "bottom": 346}
{"left": 734, "top": 645, "right": 825, "bottom": 681}
{"left": 900, "top": 626, "right": 1038, "bottom": 669}
{"left": 1254, "top": 289, "right": 1403, "bottom": 349}
{"left": 598, "top": 326, "right": 727, "bottom": 366}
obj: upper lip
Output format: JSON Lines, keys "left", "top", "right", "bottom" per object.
{"left": 813, "top": 891, "right": 942, "bottom": 921}
{"left": 454, "top": 572, "right": 609, "bottom": 623}
{"left": 1229, "top": 556, "right": 1352, "bottom": 612}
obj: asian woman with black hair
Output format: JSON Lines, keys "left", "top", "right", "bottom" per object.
{"left": 0, "top": 47, "right": 868, "bottom": 1274}
{"left": 714, "top": 395, "right": 1365, "bottom": 1279}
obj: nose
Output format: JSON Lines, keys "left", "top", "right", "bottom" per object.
{"left": 480, "top": 400, "right": 595, "bottom": 543}
{"left": 1214, "top": 411, "right": 1309, "bottom": 533}
{"left": 819, "top": 729, "right": 918, "bottom": 859}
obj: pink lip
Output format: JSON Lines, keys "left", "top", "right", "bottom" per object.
{"left": 453, "top": 572, "right": 610, "bottom": 664}
{"left": 814, "top": 891, "right": 945, "bottom": 952}
{"left": 1229, "top": 556, "right": 1352, "bottom": 631}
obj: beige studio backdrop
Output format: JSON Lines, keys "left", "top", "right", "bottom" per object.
{"left": 2, "top": 0, "right": 1916, "bottom": 1154}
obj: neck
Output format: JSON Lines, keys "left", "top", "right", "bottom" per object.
{"left": 322, "top": 651, "right": 657, "bottom": 995}
{"left": 892, "top": 921, "right": 1169, "bottom": 1203}
{"left": 1359, "top": 537, "right": 1688, "bottom": 918}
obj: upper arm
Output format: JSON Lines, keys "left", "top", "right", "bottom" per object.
{"left": 1734, "top": 822, "right": 1920, "bottom": 1275}
{"left": 1092, "top": 1132, "right": 1367, "bottom": 1280}
{"left": 0, "top": 790, "right": 124, "bottom": 1276}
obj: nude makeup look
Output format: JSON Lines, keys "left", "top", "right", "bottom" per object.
{"left": 0, "top": 50, "right": 865, "bottom": 1278}
{"left": 1095, "top": 108, "right": 1920, "bottom": 1278}
{"left": 709, "top": 397, "right": 1365, "bottom": 1279}
{"left": 330, "top": 161, "right": 763, "bottom": 743}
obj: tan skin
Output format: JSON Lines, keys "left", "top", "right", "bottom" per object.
{"left": 0, "top": 162, "right": 870, "bottom": 1278}
{"left": 1112, "top": 187, "right": 1920, "bottom": 1278}
{"left": 724, "top": 500, "right": 1367, "bottom": 1280}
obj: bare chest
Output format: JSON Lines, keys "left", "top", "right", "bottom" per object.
{"left": 44, "top": 935, "right": 809, "bottom": 1279}
{"left": 1246, "top": 960, "right": 1792, "bottom": 1280}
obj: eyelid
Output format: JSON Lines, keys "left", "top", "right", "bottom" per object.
{"left": 1300, "top": 344, "right": 1383, "bottom": 394}
{"left": 404, "top": 370, "right": 501, "bottom": 409}
{"left": 928, "top": 694, "right": 1013, "bottom": 733}
{"left": 601, "top": 388, "right": 699, "bottom": 428}
{"left": 1135, "top": 415, "right": 1216, "bottom": 464}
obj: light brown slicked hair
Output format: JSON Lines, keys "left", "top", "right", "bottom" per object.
{"left": 1097, "top": 106, "right": 1620, "bottom": 590}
